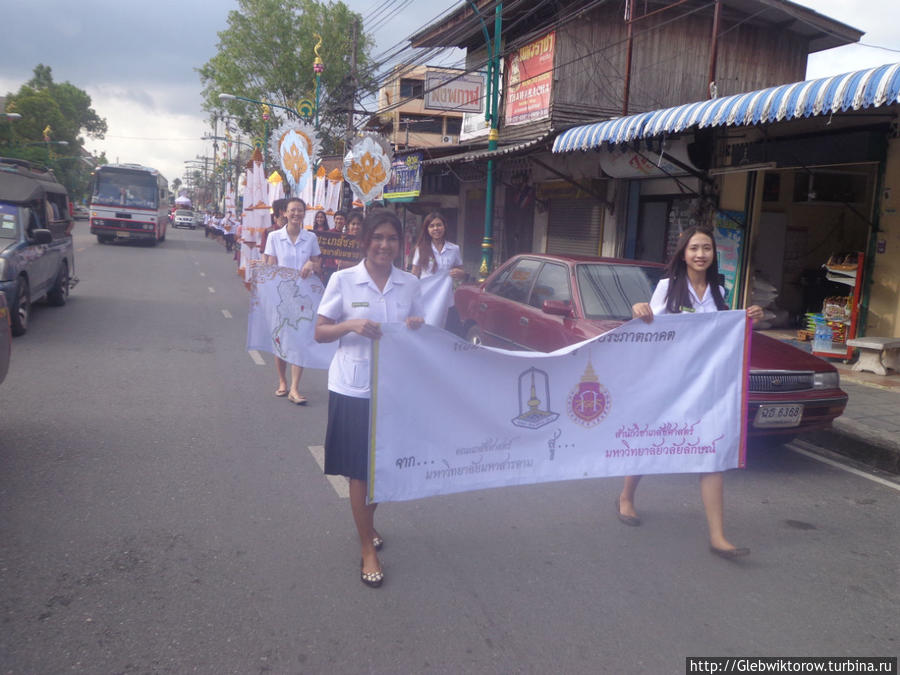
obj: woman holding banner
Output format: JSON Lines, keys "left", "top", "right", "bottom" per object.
{"left": 623, "top": 226, "right": 763, "bottom": 559}
{"left": 263, "top": 197, "right": 322, "bottom": 404}
{"left": 410, "top": 211, "right": 465, "bottom": 329}
{"left": 315, "top": 209, "right": 424, "bottom": 588}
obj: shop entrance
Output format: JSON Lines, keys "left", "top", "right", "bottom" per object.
{"left": 747, "top": 165, "right": 877, "bottom": 339}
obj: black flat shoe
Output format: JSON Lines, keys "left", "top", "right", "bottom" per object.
{"left": 709, "top": 546, "right": 750, "bottom": 559}
{"left": 360, "top": 558, "right": 384, "bottom": 588}
{"left": 615, "top": 497, "right": 642, "bottom": 526}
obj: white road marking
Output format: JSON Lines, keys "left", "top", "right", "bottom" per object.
{"left": 787, "top": 440, "right": 900, "bottom": 491}
{"left": 247, "top": 350, "right": 266, "bottom": 366}
{"left": 200, "top": 272, "right": 206, "bottom": 277}
{"left": 309, "top": 446, "right": 349, "bottom": 498}
{"left": 208, "top": 286, "right": 215, "bottom": 294}
{"left": 221, "top": 309, "right": 232, "bottom": 319}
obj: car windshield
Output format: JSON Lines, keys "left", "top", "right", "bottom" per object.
{"left": 0, "top": 202, "right": 19, "bottom": 239}
{"left": 576, "top": 263, "right": 663, "bottom": 320}
{"left": 175, "top": 210, "right": 193, "bottom": 217}
{"left": 92, "top": 170, "right": 158, "bottom": 209}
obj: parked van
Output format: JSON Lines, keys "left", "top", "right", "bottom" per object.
{"left": 0, "top": 157, "right": 76, "bottom": 335}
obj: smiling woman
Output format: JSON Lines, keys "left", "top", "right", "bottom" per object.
{"left": 314, "top": 209, "right": 424, "bottom": 589}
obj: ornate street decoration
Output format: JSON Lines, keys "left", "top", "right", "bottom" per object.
{"left": 270, "top": 120, "right": 320, "bottom": 197}
{"left": 343, "top": 134, "right": 392, "bottom": 204}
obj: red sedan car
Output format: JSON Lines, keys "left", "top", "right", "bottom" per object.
{"left": 454, "top": 254, "right": 847, "bottom": 439}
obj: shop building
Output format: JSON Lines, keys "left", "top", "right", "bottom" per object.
{"left": 552, "top": 63, "right": 900, "bottom": 341}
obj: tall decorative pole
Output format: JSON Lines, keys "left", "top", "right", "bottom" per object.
{"left": 260, "top": 104, "right": 271, "bottom": 169}
{"left": 313, "top": 33, "right": 324, "bottom": 131}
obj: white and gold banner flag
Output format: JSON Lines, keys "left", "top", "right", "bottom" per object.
{"left": 369, "top": 312, "right": 750, "bottom": 503}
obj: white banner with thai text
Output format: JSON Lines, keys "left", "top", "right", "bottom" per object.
{"left": 246, "top": 266, "right": 336, "bottom": 369}
{"left": 369, "top": 311, "right": 750, "bottom": 503}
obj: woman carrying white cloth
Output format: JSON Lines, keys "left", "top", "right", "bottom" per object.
{"left": 410, "top": 211, "right": 465, "bottom": 329}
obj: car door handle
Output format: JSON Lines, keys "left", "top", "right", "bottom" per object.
{"left": 478, "top": 302, "right": 487, "bottom": 312}
{"left": 519, "top": 317, "right": 529, "bottom": 326}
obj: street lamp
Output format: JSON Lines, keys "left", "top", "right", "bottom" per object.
{"left": 467, "top": 1, "right": 503, "bottom": 280}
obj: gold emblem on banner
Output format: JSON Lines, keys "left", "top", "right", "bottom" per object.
{"left": 282, "top": 143, "right": 308, "bottom": 184}
{"left": 346, "top": 152, "right": 387, "bottom": 195}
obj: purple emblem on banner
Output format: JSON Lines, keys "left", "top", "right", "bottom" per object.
{"left": 567, "top": 359, "right": 610, "bottom": 427}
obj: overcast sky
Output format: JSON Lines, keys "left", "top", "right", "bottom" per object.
{"left": 2, "top": 0, "right": 899, "bottom": 189}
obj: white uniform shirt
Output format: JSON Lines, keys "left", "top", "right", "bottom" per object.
{"left": 649, "top": 278, "right": 726, "bottom": 315}
{"left": 318, "top": 261, "right": 424, "bottom": 398}
{"left": 263, "top": 226, "right": 321, "bottom": 271}
{"left": 412, "top": 241, "right": 463, "bottom": 279}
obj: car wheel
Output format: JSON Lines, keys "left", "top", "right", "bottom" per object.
{"left": 97, "top": 235, "right": 112, "bottom": 244}
{"left": 47, "top": 261, "right": 69, "bottom": 306}
{"left": 465, "top": 323, "right": 483, "bottom": 346}
{"left": 10, "top": 276, "right": 29, "bottom": 336}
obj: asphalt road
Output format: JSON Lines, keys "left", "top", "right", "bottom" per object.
{"left": 1, "top": 226, "right": 897, "bottom": 674}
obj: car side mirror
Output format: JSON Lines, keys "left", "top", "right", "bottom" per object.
{"left": 30, "top": 229, "right": 52, "bottom": 245}
{"left": 542, "top": 299, "right": 572, "bottom": 317}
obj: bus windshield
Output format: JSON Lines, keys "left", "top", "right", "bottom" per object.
{"left": 92, "top": 170, "right": 158, "bottom": 209}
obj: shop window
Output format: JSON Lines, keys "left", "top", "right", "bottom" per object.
{"left": 400, "top": 114, "right": 443, "bottom": 135}
{"left": 445, "top": 117, "right": 462, "bottom": 136}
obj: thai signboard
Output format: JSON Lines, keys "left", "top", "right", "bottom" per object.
{"left": 383, "top": 151, "right": 423, "bottom": 202}
{"left": 425, "top": 70, "right": 485, "bottom": 113}
{"left": 505, "top": 31, "right": 555, "bottom": 127}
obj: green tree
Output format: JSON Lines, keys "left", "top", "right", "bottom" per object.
{"left": 2, "top": 64, "right": 107, "bottom": 200}
{"left": 198, "top": 0, "right": 373, "bottom": 153}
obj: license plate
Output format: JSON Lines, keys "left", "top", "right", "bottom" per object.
{"left": 116, "top": 231, "right": 130, "bottom": 238}
{"left": 754, "top": 404, "right": 803, "bottom": 428}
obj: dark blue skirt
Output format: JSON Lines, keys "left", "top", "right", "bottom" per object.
{"left": 324, "top": 391, "right": 370, "bottom": 480}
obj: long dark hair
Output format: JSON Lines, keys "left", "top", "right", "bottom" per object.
{"left": 664, "top": 226, "right": 728, "bottom": 313}
{"left": 414, "top": 211, "right": 445, "bottom": 274}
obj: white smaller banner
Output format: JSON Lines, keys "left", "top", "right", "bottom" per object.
{"left": 418, "top": 273, "right": 454, "bottom": 327}
{"left": 370, "top": 312, "right": 750, "bottom": 503}
{"left": 246, "top": 266, "right": 336, "bottom": 368}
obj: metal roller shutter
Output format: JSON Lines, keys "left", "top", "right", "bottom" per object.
{"left": 547, "top": 198, "right": 603, "bottom": 256}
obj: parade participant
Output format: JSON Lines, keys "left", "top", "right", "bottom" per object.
{"left": 621, "top": 226, "right": 764, "bottom": 559}
{"left": 263, "top": 197, "right": 322, "bottom": 404}
{"left": 332, "top": 210, "right": 347, "bottom": 233}
{"left": 410, "top": 211, "right": 465, "bottom": 328}
{"left": 313, "top": 209, "right": 329, "bottom": 233}
{"left": 314, "top": 209, "right": 424, "bottom": 588}
{"left": 223, "top": 210, "right": 237, "bottom": 253}
{"left": 260, "top": 198, "right": 288, "bottom": 253}
{"left": 335, "top": 209, "right": 365, "bottom": 270}
{"left": 346, "top": 209, "right": 364, "bottom": 237}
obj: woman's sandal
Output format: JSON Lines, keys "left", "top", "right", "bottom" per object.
{"left": 274, "top": 387, "right": 289, "bottom": 397}
{"left": 288, "top": 393, "right": 308, "bottom": 405}
{"left": 360, "top": 558, "right": 384, "bottom": 588}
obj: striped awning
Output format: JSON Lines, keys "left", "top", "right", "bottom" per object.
{"left": 553, "top": 62, "right": 900, "bottom": 153}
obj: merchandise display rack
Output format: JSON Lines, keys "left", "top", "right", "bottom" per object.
{"left": 811, "top": 251, "right": 864, "bottom": 361}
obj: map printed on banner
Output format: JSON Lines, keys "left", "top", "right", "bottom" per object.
{"left": 343, "top": 134, "right": 392, "bottom": 204}
{"left": 368, "top": 312, "right": 751, "bottom": 503}
{"left": 246, "top": 266, "right": 336, "bottom": 369}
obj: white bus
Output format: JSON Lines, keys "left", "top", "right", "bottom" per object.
{"left": 89, "top": 164, "right": 168, "bottom": 245}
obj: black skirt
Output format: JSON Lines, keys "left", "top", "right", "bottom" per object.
{"left": 324, "top": 391, "right": 370, "bottom": 480}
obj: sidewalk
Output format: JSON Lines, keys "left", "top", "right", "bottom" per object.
{"left": 797, "top": 362, "right": 900, "bottom": 474}
{"left": 829, "top": 363, "right": 900, "bottom": 455}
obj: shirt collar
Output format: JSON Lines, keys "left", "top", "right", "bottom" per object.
{"left": 351, "top": 260, "right": 406, "bottom": 293}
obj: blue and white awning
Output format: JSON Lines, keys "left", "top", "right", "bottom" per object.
{"left": 553, "top": 62, "right": 900, "bottom": 153}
